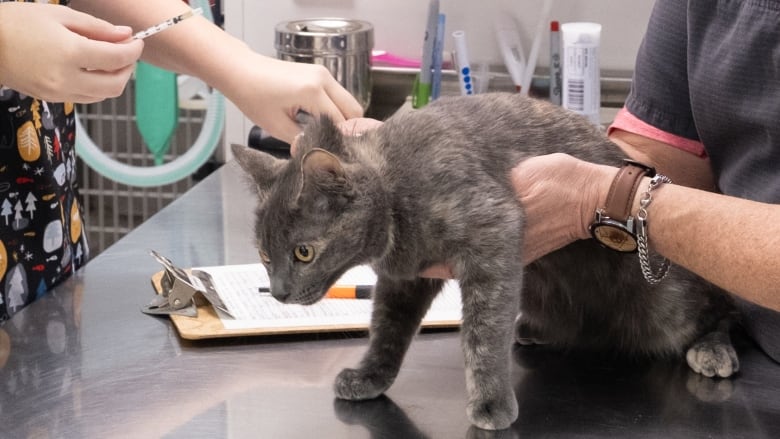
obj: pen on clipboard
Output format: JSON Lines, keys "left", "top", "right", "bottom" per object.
{"left": 132, "top": 7, "right": 203, "bottom": 40}
{"left": 258, "top": 285, "right": 373, "bottom": 299}
{"left": 412, "top": 0, "right": 440, "bottom": 108}
{"left": 452, "top": 30, "right": 474, "bottom": 96}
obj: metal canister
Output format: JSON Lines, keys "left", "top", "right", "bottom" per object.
{"left": 275, "top": 18, "right": 374, "bottom": 111}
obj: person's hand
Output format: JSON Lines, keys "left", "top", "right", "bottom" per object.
{"left": 509, "top": 153, "right": 615, "bottom": 264}
{"left": 290, "top": 117, "right": 383, "bottom": 156}
{"left": 0, "top": 2, "right": 143, "bottom": 103}
{"left": 420, "top": 153, "right": 616, "bottom": 279}
{"left": 230, "top": 55, "right": 364, "bottom": 145}
{"left": 339, "top": 117, "right": 384, "bottom": 137}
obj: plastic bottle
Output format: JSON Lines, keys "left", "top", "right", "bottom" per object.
{"left": 561, "top": 22, "right": 601, "bottom": 125}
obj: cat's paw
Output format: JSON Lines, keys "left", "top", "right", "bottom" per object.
{"left": 334, "top": 367, "right": 394, "bottom": 401}
{"left": 686, "top": 340, "right": 739, "bottom": 378}
{"left": 467, "top": 390, "right": 519, "bottom": 431}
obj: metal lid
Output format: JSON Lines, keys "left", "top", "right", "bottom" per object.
{"left": 275, "top": 18, "right": 374, "bottom": 54}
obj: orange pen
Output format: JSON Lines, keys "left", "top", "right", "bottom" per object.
{"left": 258, "top": 285, "right": 372, "bottom": 299}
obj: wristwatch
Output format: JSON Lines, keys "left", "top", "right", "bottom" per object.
{"left": 589, "top": 160, "right": 656, "bottom": 252}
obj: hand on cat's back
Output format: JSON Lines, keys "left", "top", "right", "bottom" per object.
{"left": 420, "top": 154, "right": 614, "bottom": 275}
{"left": 290, "top": 117, "right": 384, "bottom": 155}
{"left": 510, "top": 153, "right": 615, "bottom": 263}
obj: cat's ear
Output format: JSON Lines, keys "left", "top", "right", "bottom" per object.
{"left": 231, "top": 143, "right": 286, "bottom": 192}
{"left": 297, "top": 115, "right": 347, "bottom": 156}
{"left": 300, "top": 148, "right": 347, "bottom": 194}
{"left": 298, "top": 148, "right": 351, "bottom": 212}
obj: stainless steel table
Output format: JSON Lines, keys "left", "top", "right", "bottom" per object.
{"left": 1, "top": 161, "right": 778, "bottom": 438}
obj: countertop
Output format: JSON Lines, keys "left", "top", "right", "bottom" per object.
{"left": 1, "top": 161, "right": 778, "bottom": 438}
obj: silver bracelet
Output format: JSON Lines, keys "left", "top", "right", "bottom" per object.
{"left": 636, "top": 174, "right": 673, "bottom": 284}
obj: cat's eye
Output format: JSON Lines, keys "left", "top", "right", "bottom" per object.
{"left": 259, "top": 251, "right": 271, "bottom": 265}
{"left": 293, "top": 244, "right": 315, "bottom": 262}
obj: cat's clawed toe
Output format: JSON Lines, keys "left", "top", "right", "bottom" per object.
{"left": 686, "top": 337, "right": 739, "bottom": 378}
{"left": 467, "top": 391, "right": 519, "bottom": 431}
{"left": 334, "top": 367, "right": 394, "bottom": 401}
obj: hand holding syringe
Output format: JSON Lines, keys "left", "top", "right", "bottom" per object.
{"left": 132, "top": 7, "right": 203, "bottom": 40}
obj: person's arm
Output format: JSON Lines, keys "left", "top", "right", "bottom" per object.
{"left": 510, "top": 133, "right": 780, "bottom": 312}
{"left": 423, "top": 127, "right": 780, "bottom": 311}
{"left": 0, "top": 2, "right": 143, "bottom": 103}
{"left": 70, "top": 0, "right": 363, "bottom": 144}
{"left": 627, "top": 171, "right": 780, "bottom": 311}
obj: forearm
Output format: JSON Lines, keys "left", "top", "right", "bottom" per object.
{"left": 516, "top": 130, "right": 779, "bottom": 311}
{"left": 70, "top": 0, "right": 257, "bottom": 99}
{"left": 630, "top": 178, "right": 780, "bottom": 311}
{"left": 609, "top": 129, "right": 780, "bottom": 309}
{"left": 609, "top": 129, "right": 716, "bottom": 191}
{"left": 70, "top": 0, "right": 362, "bottom": 143}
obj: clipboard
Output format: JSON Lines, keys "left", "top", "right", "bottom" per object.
{"left": 147, "top": 254, "right": 462, "bottom": 340}
{"left": 149, "top": 270, "right": 282, "bottom": 340}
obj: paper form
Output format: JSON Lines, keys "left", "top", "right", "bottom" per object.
{"left": 192, "top": 264, "right": 463, "bottom": 331}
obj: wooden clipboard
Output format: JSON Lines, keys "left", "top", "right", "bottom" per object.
{"left": 150, "top": 271, "right": 461, "bottom": 340}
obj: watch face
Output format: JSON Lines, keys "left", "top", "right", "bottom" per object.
{"left": 591, "top": 223, "right": 638, "bottom": 252}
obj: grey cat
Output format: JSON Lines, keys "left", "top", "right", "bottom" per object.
{"left": 232, "top": 93, "right": 739, "bottom": 431}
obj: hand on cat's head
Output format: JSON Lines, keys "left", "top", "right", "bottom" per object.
{"left": 290, "top": 117, "right": 384, "bottom": 156}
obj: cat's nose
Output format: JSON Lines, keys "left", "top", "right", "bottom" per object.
{"left": 272, "top": 290, "right": 292, "bottom": 303}
{"left": 270, "top": 281, "right": 292, "bottom": 303}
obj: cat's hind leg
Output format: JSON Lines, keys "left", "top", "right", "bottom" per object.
{"left": 334, "top": 276, "right": 443, "bottom": 401}
{"left": 685, "top": 319, "right": 739, "bottom": 378}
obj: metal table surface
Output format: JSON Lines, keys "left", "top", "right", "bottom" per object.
{"left": 1, "top": 161, "right": 778, "bottom": 439}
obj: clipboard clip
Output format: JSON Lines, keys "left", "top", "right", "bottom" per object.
{"left": 142, "top": 250, "right": 233, "bottom": 318}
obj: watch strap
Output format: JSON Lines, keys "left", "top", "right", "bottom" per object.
{"left": 603, "top": 160, "right": 656, "bottom": 221}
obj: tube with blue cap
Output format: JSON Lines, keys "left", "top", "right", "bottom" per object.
{"left": 452, "top": 30, "right": 474, "bottom": 96}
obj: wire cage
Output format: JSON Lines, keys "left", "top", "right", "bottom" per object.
{"left": 75, "top": 80, "right": 220, "bottom": 256}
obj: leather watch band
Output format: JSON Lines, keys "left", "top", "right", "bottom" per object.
{"left": 603, "top": 161, "right": 655, "bottom": 221}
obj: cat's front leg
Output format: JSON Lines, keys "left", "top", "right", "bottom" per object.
{"left": 334, "top": 277, "right": 443, "bottom": 400}
{"left": 459, "top": 274, "right": 520, "bottom": 430}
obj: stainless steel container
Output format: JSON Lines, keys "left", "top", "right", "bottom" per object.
{"left": 275, "top": 18, "right": 374, "bottom": 111}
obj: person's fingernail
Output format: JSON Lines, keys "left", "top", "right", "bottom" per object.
{"left": 290, "top": 132, "right": 304, "bottom": 154}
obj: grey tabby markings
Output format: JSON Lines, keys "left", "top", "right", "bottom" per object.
{"left": 232, "top": 93, "right": 739, "bottom": 431}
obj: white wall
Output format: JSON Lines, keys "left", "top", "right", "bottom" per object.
{"left": 223, "top": 0, "right": 655, "bottom": 147}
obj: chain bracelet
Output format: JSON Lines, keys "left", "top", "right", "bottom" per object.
{"left": 636, "top": 174, "right": 673, "bottom": 284}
